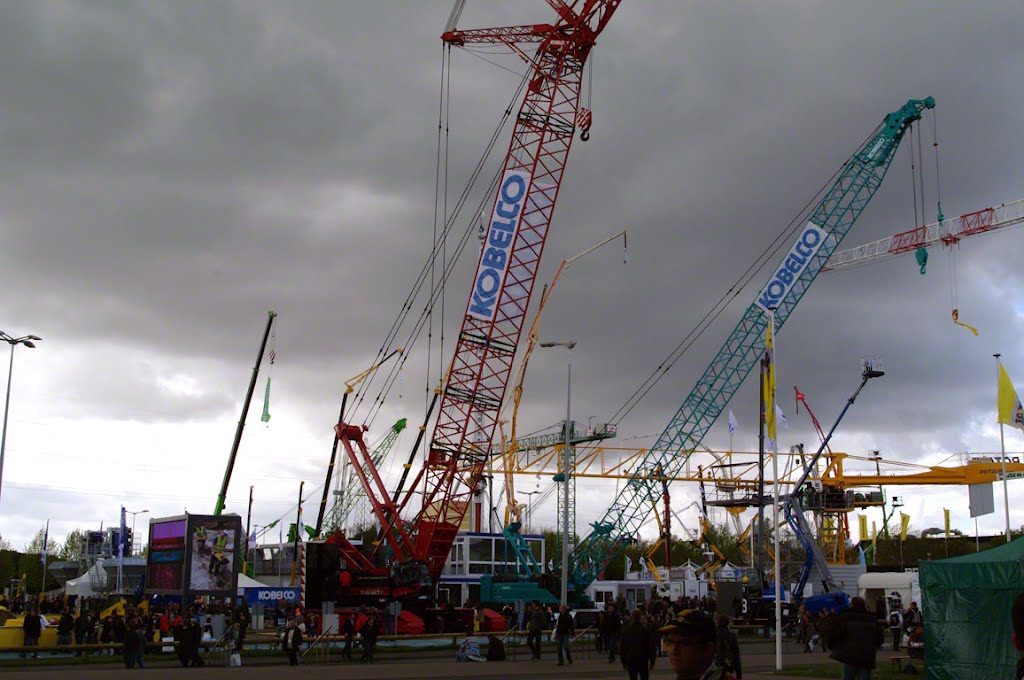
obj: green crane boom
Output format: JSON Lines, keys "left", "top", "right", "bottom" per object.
{"left": 564, "top": 97, "right": 935, "bottom": 597}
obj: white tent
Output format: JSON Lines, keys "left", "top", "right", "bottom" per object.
{"left": 65, "top": 560, "right": 107, "bottom": 598}
{"left": 236, "top": 573, "right": 268, "bottom": 595}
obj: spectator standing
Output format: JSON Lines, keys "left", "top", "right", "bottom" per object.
{"left": 659, "top": 609, "right": 736, "bottom": 680}
{"left": 340, "top": 611, "right": 355, "bottom": 660}
{"left": 797, "top": 604, "right": 811, "bottom": 651}
{"left": 824, "top": 597, "right": 884, "bottom": 680}
{"left": 236, "top": 602, "right": 250, "bottom": 650}
{"left": 21, "top": 607, "right": 43, "bottom": 659}
{"left": 619, "top": 610, "right": 656, "bottom": 680}
{"left": 596, "top": 610, "right": 606, "bottom": 652}
{"left": 57, "top": 610, "right": 74, "bottom": 646}
{"left": 903, "top": 602, "right": 921, "bottom": 638}
{"left": 361, "top": 611, "right": 380, "bottom": 663}
{"left": 527, "top": 602, "right": 545, "bottom": 660}
{"left": 282, "top": 617, "right": 302, "bottom": 666}
{"left": 112, "top": 614, "right": 126, "bottom": 655}
{"left": 1011, "top": 594, "right": 1024, "bottom": 680}
{"left": 74, "top": 611, "right": 91, "bottom": 656}
{"left": 100, "top": 616, "right": 113, "bottom": 655}
{"left": 714, "top": 615, "right": 742, "bottom": 679}
{"left": 887, "top": 606, "right": 903, "bottom": 651}
{"left": 602, "top": 603, "right": 623, "bottom": 663}
{"left": 173, "top": 616, "right": 190, "bottom": 667}
{"left": 554, "top": 604, "right": 574, "bottom": 666}
{"left": 188, "top": 618, "right": 205, "bottom": 667}
{"left": 123, "top": 616, "right": 144, "bottom": 669}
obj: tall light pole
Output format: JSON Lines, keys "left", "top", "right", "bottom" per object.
{"left": 540, "top": 339, "right": 575, "bottom": 607}
{"left": 0, "top": 331, "right": 41, "bottom": 506}
{"left": 521, "top": 490, "right": 540, "bottom": 534}
{"left": 127, "top": 509, "right": 149, "bottom": 554}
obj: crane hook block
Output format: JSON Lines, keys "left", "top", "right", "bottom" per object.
{"left": 915, "top": 246, "right": 928, "bottom": 274}
{"left": 576, "top": 108, "right": 592, "bottom": 142}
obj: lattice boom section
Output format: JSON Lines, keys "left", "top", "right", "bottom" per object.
{"left": 408, "top": 44, "right": 589, "bottom": 577}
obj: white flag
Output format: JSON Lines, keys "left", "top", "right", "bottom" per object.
{"left": 727, "top": 410, "right": 738, "bottom": 434}
{"left": 625, "top": 555, "right": 633, "bottom": 574}
{"left": 775, "top": 404, "right": 788, "bottom": 430}
{"left": 248, "top": 529, "right": 257, "bottom": 550}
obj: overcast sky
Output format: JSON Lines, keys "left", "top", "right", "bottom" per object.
{"left": 1, "top": 1, "right": 1022, "bottom": 554}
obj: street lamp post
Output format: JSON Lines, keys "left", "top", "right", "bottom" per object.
{"left": 0, "top": 332, "right": 41, "bottom": 506}
{"left": 127, "top": 509, "right": 149, "bottom": 554}
{"left": 540, "top": 339, "right": 575, "bottom": 607}
{"left": 521, "top": 490, "right": 540, "bottom": 534}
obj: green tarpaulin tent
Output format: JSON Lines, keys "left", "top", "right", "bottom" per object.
{"left": 919, "top": 536, "right": 1024, "bottom": 679}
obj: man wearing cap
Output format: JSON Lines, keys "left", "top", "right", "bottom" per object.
{"left": 659, "top": 609, "right": 738, "bottom": 680}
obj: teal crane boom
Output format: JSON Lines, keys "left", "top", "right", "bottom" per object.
{"left": 563, "top": 97, "right": 935, "bottom": 597}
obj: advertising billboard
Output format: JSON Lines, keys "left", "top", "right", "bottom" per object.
{"left": 145, "top": 517, "right": 188, "bottom": 593}
{"left": 186, "top": 515, "right": 242, "bottom": 595}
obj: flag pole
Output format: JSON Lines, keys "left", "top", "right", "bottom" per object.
{"left": 769, "top": 308, "right": 782, "bottom": 672}
{"left": 290, "top": 481, "right": 304, "bottom": 587}
{"left": 245, "top": 485, "right": 254, "bottom": 578}
{"left": 40, "top": 519, "right": 49, "bottom": 600}
{"left": 995, "top": 354, "right": 1011, "bottom": 541}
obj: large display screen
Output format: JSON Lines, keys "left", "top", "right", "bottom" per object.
{"left": 145, "top": 518, "right": 187, "bottom": 593}
{"left": 186, "top": 515, "right": 241, "bottom": 595}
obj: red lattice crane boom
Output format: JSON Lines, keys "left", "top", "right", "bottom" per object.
{"left": 336, "top": 1, "right": 622, "bottom": 585}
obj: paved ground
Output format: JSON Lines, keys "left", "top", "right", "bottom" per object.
{"left": 0, "top": 641, "right": 899, "bottom": 678}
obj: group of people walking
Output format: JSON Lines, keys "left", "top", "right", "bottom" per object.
{"left": 519, "top": 596, "right": 742, "bottom": 680}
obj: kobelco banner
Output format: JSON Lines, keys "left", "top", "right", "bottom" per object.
{"left": 245, "top": 587, "right": 301, "bottom": 606}
{"left": 468, "top": 169, "right": 532, "bottom": 321}
{"left": 755, "top": 222, "right": 827, "bottom": 312}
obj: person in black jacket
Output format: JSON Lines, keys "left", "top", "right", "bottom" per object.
{"left": 21, "top": 608, "right": 42, "bottom": 658}
{"left": 602, "top": 603, "right": 623, "bottom": 663}
{"left": 619, "top": 610, "right": 656, "bottom": 680}
{"left": 281, "top": 617, "right": 303, "bottom": 666}
{"left": 715, "top": 615, "right": 742, "bottom": 679}
{"left": 1012, "top": 593, "right": 1024, "bottom": 680}
{"left": 554, "top": 604, "right": 574, "bottom": 666}
{"left": 824, "top": 597, "right": 884, "bottom": 679}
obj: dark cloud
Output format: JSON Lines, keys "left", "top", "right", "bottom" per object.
{"left": 0, "top": 0, "right": 1022, "bottom": 547}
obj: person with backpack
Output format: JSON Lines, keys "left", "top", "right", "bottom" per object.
{"left": 888, "top": 607, "right": 903, "bottom": 651}
{"left": 715, "top": 615, "right": 742, "bottom": 679}
{"left": 903, "top": 602, "right": 921, "bottom": 638}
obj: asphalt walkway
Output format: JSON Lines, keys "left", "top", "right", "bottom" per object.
{"left": 0, "top": 641, "right": 902, "bottom": 678}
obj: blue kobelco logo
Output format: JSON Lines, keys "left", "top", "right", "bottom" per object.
{"left": 468, "top": 170, "right": 530, "bottom": 321}
{"left": 756, "top": 223, "right": 826, "bottom": 311}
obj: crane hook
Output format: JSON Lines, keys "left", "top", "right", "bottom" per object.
{"left": 576, "top": 108, "right": 592, "bottom": 142}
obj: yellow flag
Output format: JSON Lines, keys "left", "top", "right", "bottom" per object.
{"left": 998, "top": 364, "right": 1024, "bottom": 431}
{"left": 764, "top": 322, "right": 776, "bottom": 443}
{"left": 871, "top": 521, "right": 877, "bottom": 551}
{"left": 944, "top": 508, "right": 950, "bottom": 538}
{"left": 859, "top": 515, "right": 869, "bottom": 542}
{"left": 900, "top": 512, "right": 910, "bottom": 541}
